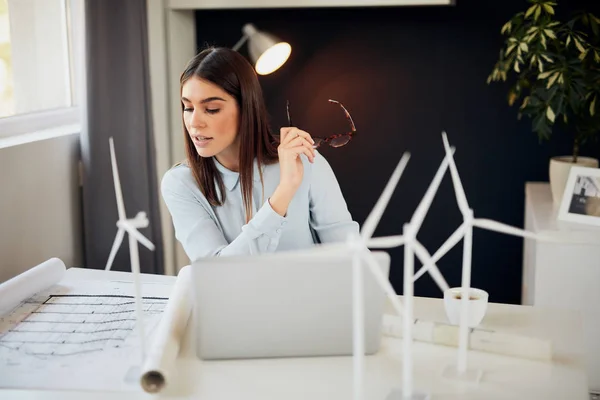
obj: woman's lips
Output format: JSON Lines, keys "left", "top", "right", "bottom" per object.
{"left": 193, "top": 136, "right": 213, "bottom": 148}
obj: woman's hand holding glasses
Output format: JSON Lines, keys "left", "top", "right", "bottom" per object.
{"left": 269, "top": 99, "right": 356, "bottom": 217}
{"left": 269, "top": 126, "right": 315, "bottom": 217}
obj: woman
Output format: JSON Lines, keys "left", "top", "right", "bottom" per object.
{"left": 161, "top": 47, "right": 359, "bottom": 262}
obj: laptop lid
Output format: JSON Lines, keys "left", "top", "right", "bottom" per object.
{"left": 191, "top": 248, "right": 391, "bottom": 360}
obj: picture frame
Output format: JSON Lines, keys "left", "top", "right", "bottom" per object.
{"left": 558, "top": 166, "right": 600, "bottom": 227}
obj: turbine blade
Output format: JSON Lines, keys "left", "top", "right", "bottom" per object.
{"left": 365, "top": 235, "right": 405, "bottom": 248}
{"left": 361, "top": 153, "right": 411, "bottom": 241}
{"left": 118, "top": 220, "right": 156, "bottom": 251}
{"left": 359, "top": 250, "right": 404, "bottom": 319}
{"left": 441, "top": 132, "right": 470, "bottom": 214}
{"left": 109, "top": 137, "right": 127, "bottom": 221}
{"left": 412, "top": 241, "right": 450, "bottom": 292}
{"left": 473, "top": 218, "right": 542, "bottom": 241}
{"left": 409, "top": 152, "right": 452, "bottom": 232}
{"left": 413, "top": 222, "right": 467, "bottom": 281}
{"left": 105, "top": 228, "right": 125, "bottom": 271}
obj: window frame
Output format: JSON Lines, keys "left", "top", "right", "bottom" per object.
{"left": 0, "top": 0, "right": 85, "bottom": 145}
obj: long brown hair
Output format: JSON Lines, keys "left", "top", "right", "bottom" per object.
{"left": 180, "top": 47, "right": 278, "bottom": 222}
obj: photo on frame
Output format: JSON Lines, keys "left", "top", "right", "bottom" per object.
{"left": 558, "top": 166, "right": 600, "bottom": 227}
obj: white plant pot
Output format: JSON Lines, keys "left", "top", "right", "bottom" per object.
{"left": 549, "top": 156, "right": 599, "bottom": 204}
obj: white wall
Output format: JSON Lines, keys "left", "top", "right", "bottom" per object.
{"left": 0, "top": 133, "right": 83, "bottom": 283}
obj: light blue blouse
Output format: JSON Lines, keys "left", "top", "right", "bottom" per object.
{"left": 161, "top": 152, "right": 360, "bottom": 262}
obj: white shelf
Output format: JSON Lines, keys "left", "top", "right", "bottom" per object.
{"left": 523, "top": 182, "right": 600, "bottom": 392}
{"left": 525, "top": 182, "right": 600, "bottom": 243}
{"left": 168, "top": 0, "right": 454, "bottom": 9}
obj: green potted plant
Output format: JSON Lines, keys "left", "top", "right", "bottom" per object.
{"left": 487, "top": 0, "right": 600, "bottom": 203}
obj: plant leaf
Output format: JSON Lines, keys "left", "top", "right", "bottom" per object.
{"left": 520, "top": 42, "right": 529, "bottom": 52}
{"left": 546, "top": 106, "right": 556, "bottom": 122}
{"left": 506, "top": 44, "right": 517, "bottom": 55}
{"left": 508, "top": 91, "right": 518, "bottom": 106}
{"left": 535, "top": 5, "right": 541, "bottom": 21}
{"left": 543, "top": 4, "right": 554, "bottom": 15}
{"left": 530, "top": 54, "right": 537, "bottom": 67}
{"left": 544, "top": 29, "right": 556, "bottom": 39}
{"left": 541, "top": 54, "right": 553, "bottom": 63}
{"left": 514, "top": 61, "right": 520, "bottom": 73}
{"left": 591, "top": 17, "right": 600, "bottom": 37}
{"left": 538, "top": 70, "right": 553, "bottom": 79}
{"left": 501, "top": 21, "right": 512, "bottom": 34}
{"left": 547, "top": 71, "right": 560, "bottom": 88}
{"left": 525, "top": 5, "right": 536, "bottom": 18}
{"left": 591, "top": 96, "right": 597, "bottom": 117}
{"left": 566, "top": 35, "right": 572, "bottom": 47}
{"left": 538, "top": 58, "right": 544, "bottom": 73}
{"left": 541, "top": 34, "right": 547, "bottom": 49}
{"left": 574, "top": 37, "right": 586, "bottom": 53}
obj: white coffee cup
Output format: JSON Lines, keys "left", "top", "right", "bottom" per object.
{"left": 443, "top": 287, "right": 489, "bottom": 328}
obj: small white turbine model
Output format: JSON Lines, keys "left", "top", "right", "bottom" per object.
{"left": 347, "top": 150, "right": 460, "bottom": 400}
{"left": 105, "top": 136, "right": 155, "bottom": 361}
{"left": 344, "top": 153, "right": 410, "bottom": 400}
{"left": 342, "top": 131, "right": 565, "bottom": 398}
{"left": 408, "top": 132, "right": 554, "bottom": 382}
{"left": 382, "top": 146, "right": 463, "bottom": 400}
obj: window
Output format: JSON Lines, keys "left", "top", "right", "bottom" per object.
{"left": 0, "top": 0, "right": 83, "bottom": 142}
{"left": 0, "top": 0, "right": 13, "bottom": 117}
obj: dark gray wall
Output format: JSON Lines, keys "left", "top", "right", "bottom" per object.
{"left": 195, "top": 0, "right": 600, "bottom": 304}
{"left": 82, "top": 0, "right": 163, "bottom": 274}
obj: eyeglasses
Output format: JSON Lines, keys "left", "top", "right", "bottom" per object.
{"left": 274, "top": 99, "right": 357, "bottom": 149}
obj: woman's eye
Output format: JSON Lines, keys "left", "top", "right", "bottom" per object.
{"left": 183, "top": 107, "right": 193, "bottom": 112}
{"left": 206, "top": 108, "right": 220, "bottom": 114}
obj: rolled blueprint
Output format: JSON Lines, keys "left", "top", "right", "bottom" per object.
{"left": 140, "top": 265, "right": 193, "bottom": 393}
{"left": 0, "top": 258, "right": 66, "bottom": 316}
{"left": 382, "top": 314, "right": 552, "bottom": 362}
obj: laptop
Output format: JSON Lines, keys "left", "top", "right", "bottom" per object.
{"left": 190, "top": 246, "right": 391, "bottom": 360}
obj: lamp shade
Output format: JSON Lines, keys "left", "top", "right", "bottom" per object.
{"left": 242, "top": 24, "right": 291, "bottom": 75}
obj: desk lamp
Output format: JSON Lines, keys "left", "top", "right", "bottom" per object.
{"left": 232, "top": 23, "right": 291, "bottom": 75}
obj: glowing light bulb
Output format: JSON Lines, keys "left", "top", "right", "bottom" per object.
{"left": 255, "top": 42, "right": 291, "bottom": 75}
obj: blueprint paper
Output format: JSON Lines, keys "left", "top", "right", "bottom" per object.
{"left": 0, "top": 258, "right": 66, "bottom": 316}
{"left": 141, "top": 265, "right": 193, "bottom": 393}
{"left": 0, "top": 279, "right": 171, "bottom": 391}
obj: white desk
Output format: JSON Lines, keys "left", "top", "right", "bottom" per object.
{"left": 1, "top": 267, "right": 589, "bottom": 399}
{"left": 523, "top": 182, "right": 600, "bottom": 391}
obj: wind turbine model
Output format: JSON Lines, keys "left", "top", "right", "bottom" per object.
{"left": 381, "top": 147, "right": 463, "bottom": 400}
{"left": 349, "top": 131, "right": 557, "bottom": 398}
{"left": 346, "top": 150, "right": 461, "bottom": 400}
{"left": 343, "top": 153, "right": 410, "bottom": 400}
{"left": 407, "top": 132, "right": 555, "bottom": 383}
{"left": 105, "top": 136, "right": 156, "bottom": 362}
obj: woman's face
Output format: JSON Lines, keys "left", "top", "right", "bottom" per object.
{"left": 181, "top": 77, "right": 240, "bottom": 165}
